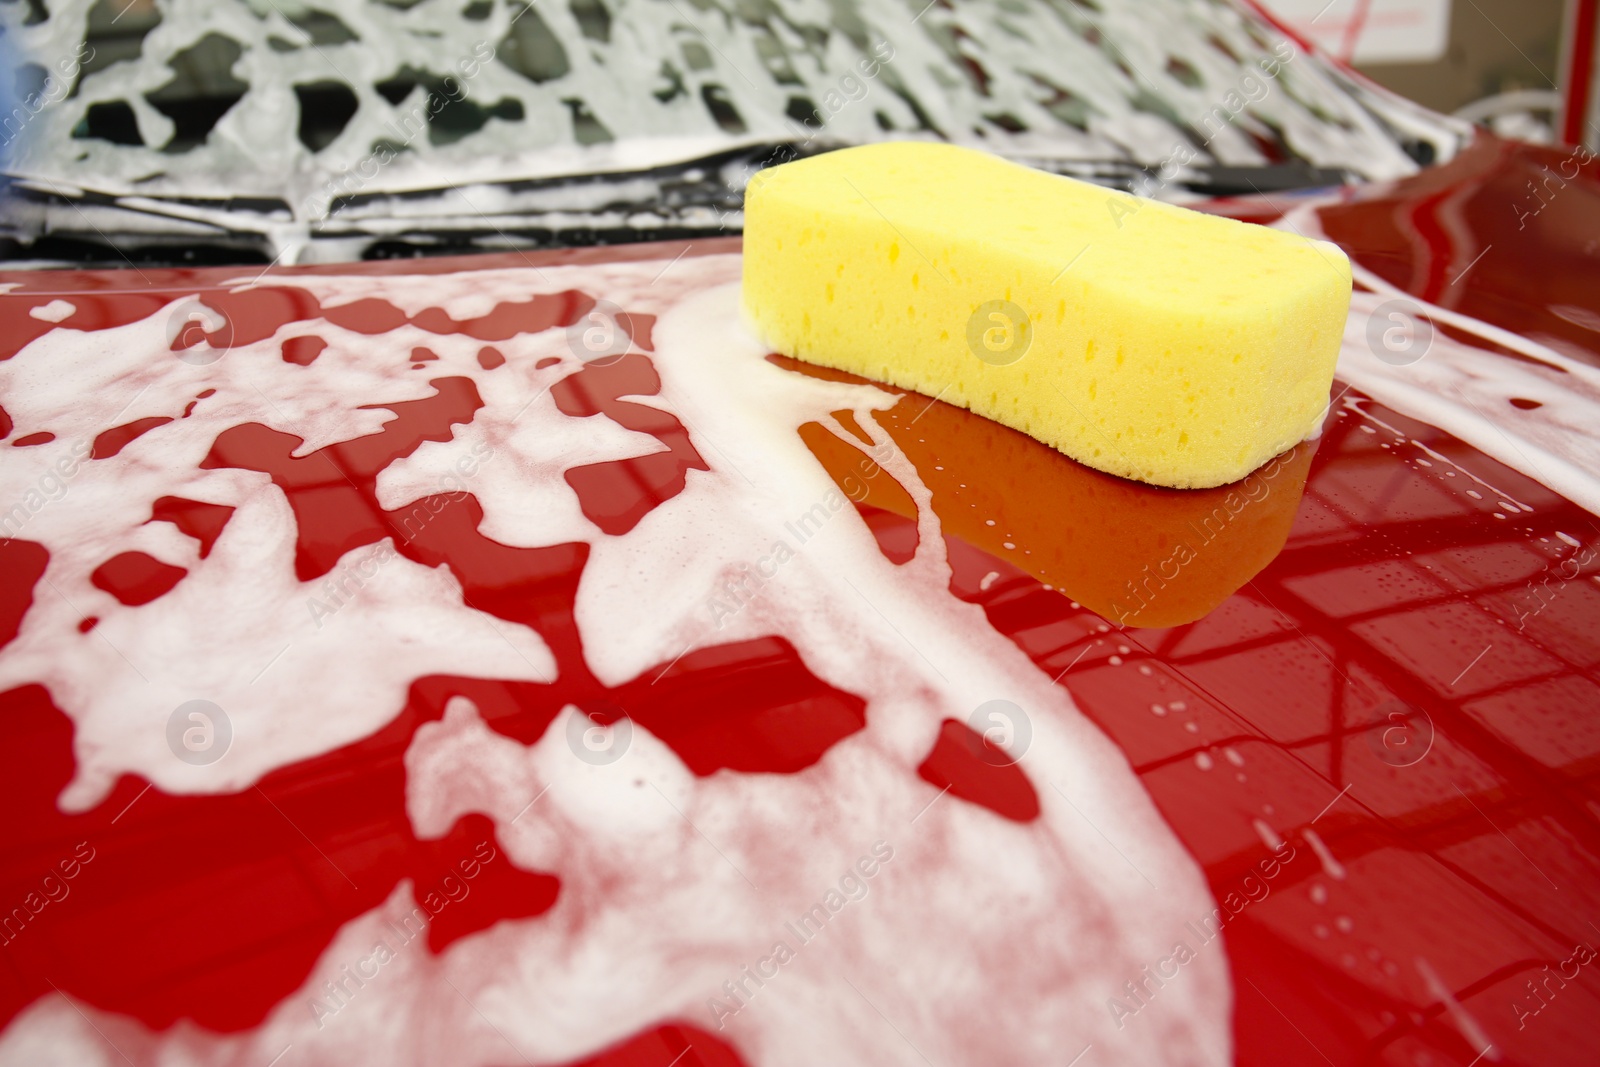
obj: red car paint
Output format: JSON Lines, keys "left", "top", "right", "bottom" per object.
{"left": 1, "top": 131, "right": 1598, "bottom": 1065}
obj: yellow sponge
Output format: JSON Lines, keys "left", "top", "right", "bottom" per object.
{"left": 742, "top": 142, "right": 1351, "bottom": 489}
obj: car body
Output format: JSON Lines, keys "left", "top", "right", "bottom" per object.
{"left": 2, "top": 1, "right": 1599, "bottom": 1066}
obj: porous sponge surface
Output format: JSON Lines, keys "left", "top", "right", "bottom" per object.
{"left": 741, "top": 142, "right": 1352, "bottom": 489}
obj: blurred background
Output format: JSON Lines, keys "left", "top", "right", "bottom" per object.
{"left": 1260, "top": 0, "right": 1590, "bottom": 147}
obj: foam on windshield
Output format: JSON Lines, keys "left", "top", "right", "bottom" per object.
{"left": 2, "top": 0, "right": 1444, "bottom": 254}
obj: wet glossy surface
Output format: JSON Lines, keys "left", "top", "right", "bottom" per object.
{"left": 1, "top": 132, "right": 1599, "bottom": 1066}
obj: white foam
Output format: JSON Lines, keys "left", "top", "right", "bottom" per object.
{"left": 0, "top": 254, "right": 1228, "bottom": 1065}
{"left": 1279, "top": 200, "right": 1600, "bottom": 518}
{"left": 27, "top": 299, "right": 74, "bottom": 322}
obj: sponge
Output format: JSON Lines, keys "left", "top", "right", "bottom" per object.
{"left": 742, "top": 142, "right": 1351, "bottom": 489}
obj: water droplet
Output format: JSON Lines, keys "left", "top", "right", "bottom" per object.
{"left": 1303, "top": 827, "right": 1347, "bottom": 879}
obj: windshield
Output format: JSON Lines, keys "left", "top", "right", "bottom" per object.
{"left": 0, "top": 0, "right": 1463, "bottom": 265}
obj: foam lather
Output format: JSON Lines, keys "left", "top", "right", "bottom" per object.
{"left": 741, "top": 142, "right": 1352, "bottom": 489}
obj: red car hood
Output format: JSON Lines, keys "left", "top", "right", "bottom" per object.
{"left": 0, "top": 131, "right": 1597, "bottom": 1067}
